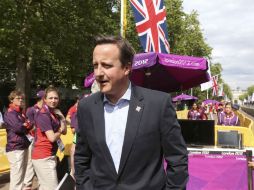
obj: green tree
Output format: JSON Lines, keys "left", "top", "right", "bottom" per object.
{"left": 247, "top": 85, "right": 254, "bottom": 96}
{"left": 0, "top": 0, "right": 119, "bottom": 105}
{"left": 165, "top": 0, "right": 212, "bottom": 57}
{"left": 223, "top": 83, "right": 232, "bottom": 100}
{"left": 0, "top": 0, "right": 233, "bottom": 105}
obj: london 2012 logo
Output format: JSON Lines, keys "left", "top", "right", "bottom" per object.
{"left": 134, "top": 59, "right": 149, "bottom": 67}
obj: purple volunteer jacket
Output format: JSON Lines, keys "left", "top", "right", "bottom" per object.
{"left": 4, "top": 105, "right": 30, "bottom": 152}
{"left": 26, "top": 104, "right": 41, "bottom": 126}
{"left": 218, "top": 111, "right": 240, "bottom": 126}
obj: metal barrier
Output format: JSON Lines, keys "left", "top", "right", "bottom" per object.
{"left": 0, "top": 129, "right": 10, "bottom": 174}
{"left": 0, "top": 127, "right": 74, "bottom": 174}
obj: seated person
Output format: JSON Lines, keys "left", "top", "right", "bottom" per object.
{"left": 217, "top": 102, "right": 240, "bottom": 126}
{"left": 187, "top": 103, "right": 206, "bottom": 120}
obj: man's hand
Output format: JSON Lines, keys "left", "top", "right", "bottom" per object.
{"left": 248, "top": 161, "right": 254, "bottom": 168}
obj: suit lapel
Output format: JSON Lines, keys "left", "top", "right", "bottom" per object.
{"left": 93, "top": 93, "right": 118, "bottom": 177}
{"left": 118, "top": 86, "right": 144, "bottom": 176}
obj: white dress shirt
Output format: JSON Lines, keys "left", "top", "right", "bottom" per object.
{"left": 104, "top": 83, "right": 131, "bottom": 173}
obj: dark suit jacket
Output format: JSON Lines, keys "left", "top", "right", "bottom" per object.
{"left": 75, "top": 85, "right": 188, "bottom": 190}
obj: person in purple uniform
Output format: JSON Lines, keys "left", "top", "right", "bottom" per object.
{"left": 4, "top": 90, "right": 33, "bottom": 190}
{"left": 187, "top": 103, "right": 206, "bottom": 120}
{"left": 22, "top": 90, "right": 45, "bottom": 189}
{"left": 32, "top": 86, "right": 66, "bottom": 190}
{"left": 217, "top": 102, "right": 240, "bottom": 126}
{"left": 26, "top": 90, "right": 45, "bottom": 127}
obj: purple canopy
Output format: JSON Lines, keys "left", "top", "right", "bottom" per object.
{"left": 172, "top": 93, "right": 198, "bottom": 102}
{"left": 202, "top": 99, "right": 220, "bottom": 105}
{"left": 84, "top": 72, "right": 95, "bottom": 88}
{"left": 130, "top": 52, "right": 209, "bottom": 92}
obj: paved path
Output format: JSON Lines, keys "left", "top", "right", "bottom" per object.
{"left": 0, "top": 173, "right": 9, "bottom": 190}
{"left": 0, "top": 173, "right": 38, "bottom": 190}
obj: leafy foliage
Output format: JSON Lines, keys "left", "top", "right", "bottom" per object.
{"left": 0, "top": 0, "right": 232, "bottom": 103}
{"left": 239, "top": 85, "right": 254, "bottom": 101}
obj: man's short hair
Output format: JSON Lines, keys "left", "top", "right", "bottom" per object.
{"left": 95, "top": 35, "right": 135, "bottom": 67}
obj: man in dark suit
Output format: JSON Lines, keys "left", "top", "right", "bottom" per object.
{"left": 75, "top": 36, "right": 188, "bottom": 190}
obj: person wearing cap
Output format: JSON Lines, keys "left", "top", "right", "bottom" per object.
{"left": 217, "top": 102, "right": 240, "bottom": 126}
{"left": 4, "top": 90, "right": 33, "bottom": 190}
{"left": 22, "top": 90, "right": 45, "bottom": 189}
{"left": 26, "top": 90, "right": 45, "bottom": 128}
{"left": 32, "top": 86, "right": 67, "bottom": 190}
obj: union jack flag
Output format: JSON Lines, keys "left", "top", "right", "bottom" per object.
{"left": 130, "top": 0, "right": 170, "bottom": 53}
{"left": 212, "top": 75, "right": 219, "bottom": 96}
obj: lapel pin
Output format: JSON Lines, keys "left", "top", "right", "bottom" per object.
{"left": 136, "top": 106, "right": 141, "bottom": 112}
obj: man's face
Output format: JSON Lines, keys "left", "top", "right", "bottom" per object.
{"left": 93, "top": 44, "right": 131, "bottom": 98}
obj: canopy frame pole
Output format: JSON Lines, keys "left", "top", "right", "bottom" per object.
{"left": 120, "top": 0, "right": 127, "bottom": 38}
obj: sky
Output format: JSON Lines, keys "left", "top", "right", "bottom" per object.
{"left": 182, "top": 0, "right": 254, "bottom": 90}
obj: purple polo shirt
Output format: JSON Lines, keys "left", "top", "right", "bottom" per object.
{"left": 4, "top": 108, "right": 30, "bottom": 152}
{"left": 26, "top": 104, "right": 41, "bottom": 126}
{"left": 32, "top": 105, "right": 60, "bottom": 159}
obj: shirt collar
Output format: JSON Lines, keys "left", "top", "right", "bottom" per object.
{"left": 104, "top": 82, "right": 132, "bottom": 105}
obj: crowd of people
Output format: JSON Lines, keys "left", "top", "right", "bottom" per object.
{"left": 0, "top": 35, "right": 250, "bottom": 190}
{"left": 0, "top": 83, "right": 97, "bottom": 189}
{"left": 4, "top": 87, "right": 68, "bottom": 190}
{"left": 187, "top": 101, "right": 241, "bottom": 126}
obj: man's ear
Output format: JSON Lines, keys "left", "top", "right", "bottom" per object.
{"left": 125, "top": 62, "right": 132, "bottom": 75}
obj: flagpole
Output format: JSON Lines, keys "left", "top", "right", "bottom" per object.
{"left": 120, "top": 0, "right": 127, "bottom": 38}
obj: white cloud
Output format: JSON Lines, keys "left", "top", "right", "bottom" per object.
{"left": 183, "top": 0, "right": 254, "bottom": 90}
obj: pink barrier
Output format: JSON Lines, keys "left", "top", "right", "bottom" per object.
{"left": 165, "top": 153, "right": 253, "bottom": 190}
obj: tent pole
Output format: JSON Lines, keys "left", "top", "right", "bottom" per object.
{"left": 120, "top": 0, "right": 127, "bottom": 38}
